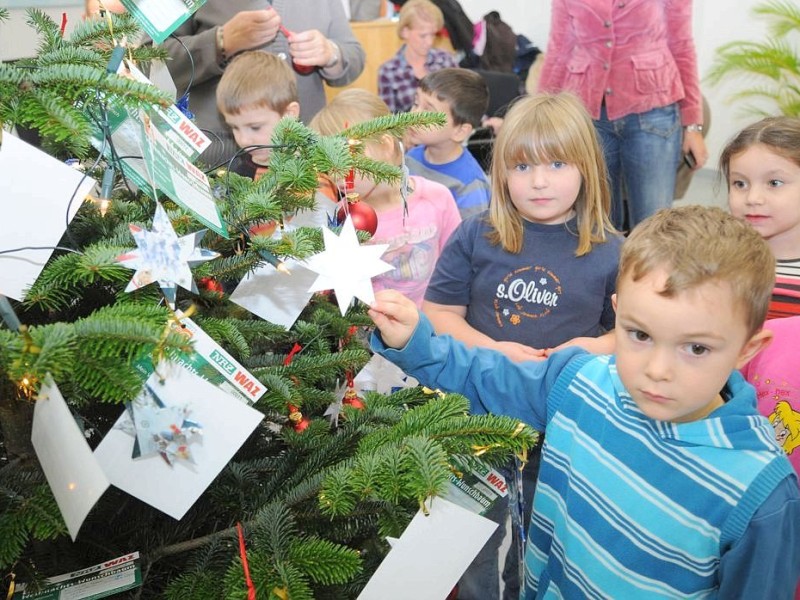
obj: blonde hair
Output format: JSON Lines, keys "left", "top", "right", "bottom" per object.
{"left": 397, "top": 0, "right": 444, "bottom": 36}
{"left": 620, "top": 205, "right": 775, "bottom": 336}
{"left": 216, "top": 51, "right": 298, "bottom": 116}
{"left": 488, "top": 92, "right": 615, "bottom": 255}
{"left": 309, "top": 89, "right": 401, "bottom": 164}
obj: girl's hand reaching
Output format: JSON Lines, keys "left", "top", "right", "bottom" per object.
{"left": 368, "top": 290, "right": 420, "bottom": 349}
{"left": 492, "top": 341, "right": 547, "bottom": 363}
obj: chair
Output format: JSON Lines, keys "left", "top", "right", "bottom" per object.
{"left": 465, "top": 69, "right": 526, "bottom": 171}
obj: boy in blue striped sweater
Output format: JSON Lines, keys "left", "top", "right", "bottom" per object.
{"left": 405, "top": 68, "right": 492, "bottom": 220}
{"left": 368, "top": 205, "right": 800, "bottom": 599}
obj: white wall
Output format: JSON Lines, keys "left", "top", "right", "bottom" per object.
{"left": 0, "top": 6, "right": 85, "bottom": 60}
{"left": 1, "top": 1, "right": 774, "bottom": 163}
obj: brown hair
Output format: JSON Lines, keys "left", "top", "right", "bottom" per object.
{"left": 397, "top": 0, "right": 444, "bottom": 36}
{"left": 619, "top": 205, "right": 775, "bottom": 336}
{"left": 216, "top": 51, "right": 298, "bottom": 117}
{"left": 418, "top": 68, "right": 489, "bottom": 128}
{"left": 488, "top": 92, "right": 615, "bottom": 255}
{"left": 719, "top": 116, "right": 800, "bottom": 188}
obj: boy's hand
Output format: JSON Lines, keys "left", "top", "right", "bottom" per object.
{"left": 368, "top": 290, "right": 420, "bottom": 350}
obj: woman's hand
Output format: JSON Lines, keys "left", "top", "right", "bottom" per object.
{"left": 682, "top": 129, "right": 708, "bottom": 170}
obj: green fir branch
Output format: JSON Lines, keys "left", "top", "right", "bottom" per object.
{"left": 342, "top": 111, "right": 445, "bottom": 142}
{"left": 288, "top": 537, "right": 361, "bottom": 585}
{"left": 25, "top": 9, "right": 63, "bottom": 55}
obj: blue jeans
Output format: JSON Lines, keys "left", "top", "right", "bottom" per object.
{"left": 594, "top": 103, "right": 682, "bottom": 231}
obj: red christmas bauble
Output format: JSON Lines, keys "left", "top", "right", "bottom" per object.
{"left": 342, "top": 389, "right": 365, "bottom": 410}
{"left": 249, "top": 220, "right": 278, "bottom": 237}
{"left": 198, "top": 276, "right": 224, "bottom": 296}
{"left": 287, "top": 403, "right": 310, "bottom": 432}
{"left": 293, "top": 61, "right": 316, "bottom": 75}
{"left": 293, "top": 417, "right": 311, "bottom": 432}
{"left": 337, "top": 196, "right": 378, "bottom": 236}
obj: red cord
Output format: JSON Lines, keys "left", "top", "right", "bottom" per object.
{"left": 237, "top": 522, "right": 257, "bottom": 600}
{"left": 283, "top": 342, "right": 303, "bottom": 366}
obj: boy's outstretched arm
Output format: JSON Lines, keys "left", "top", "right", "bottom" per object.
{"left": 368, "top": 289, "right": 420, "bottom": 349}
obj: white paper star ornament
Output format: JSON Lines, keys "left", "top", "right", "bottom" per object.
{"left": 305, "top": 216, "right": 393, "bottom": 315}
{"left": 116, "top": 203, "right": 220, "bottom": 307}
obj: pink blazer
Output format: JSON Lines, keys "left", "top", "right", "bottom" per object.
{"left": 538, "top": 0, "right": 703, "bottom": 125}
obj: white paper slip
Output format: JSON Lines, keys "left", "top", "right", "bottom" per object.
{"left": 358, "top": 497, "right": 497, "bottom": 600}
{"left": 230, "top": 259, "right": 318, "bottom": 330}
{"left": 0, "top": 133, "right": 96, "bottom": 301}
{"left": 31, "top": 376, "right": 111, "bottom": 541}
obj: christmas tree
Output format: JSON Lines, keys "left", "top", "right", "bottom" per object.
{"left": 0, "top": 9, "right": 537, "bottom": 599}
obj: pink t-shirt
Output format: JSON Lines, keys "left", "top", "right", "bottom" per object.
{"left": 369, "top": 176, "right": 461, "bottom": 307}
{"left": 741, "top": 316, "right": 800, "bottom": 481}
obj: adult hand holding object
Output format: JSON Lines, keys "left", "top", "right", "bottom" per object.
{"left": 84, "top": 0, "right": 125, "bottom": 18}
{"left": 220, "top": 8, "right": 281, "bottom": 56}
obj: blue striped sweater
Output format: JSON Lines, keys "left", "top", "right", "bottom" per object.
{"left": 373, "top": 315, "right": 797, "bottom": 599}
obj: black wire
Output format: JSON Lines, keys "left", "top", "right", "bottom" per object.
{"left": 168, "top": 33, "right": 194, "bottom": 103}
{"left": 63, "top": 135, "right": 105, "bottom": 250}
{"left": 203, "top": 143, "right": 286, "bottom": 175}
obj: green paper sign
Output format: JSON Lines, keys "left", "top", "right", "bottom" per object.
{"left": 13, "top": 553, "right": 142, "bottom": 600}
{"left": 120, "top": 0, "right": 207, "bottom": 44}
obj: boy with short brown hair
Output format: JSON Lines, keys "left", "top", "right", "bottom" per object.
{"left": 216, "top": 50, "right": 299, "bottom": 178}
{"left": 368, "top": 205, "right": 800, "bottom": 599}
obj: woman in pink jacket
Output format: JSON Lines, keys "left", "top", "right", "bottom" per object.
{"left": 538, "top": 0, "right": 708, "bottom": 231}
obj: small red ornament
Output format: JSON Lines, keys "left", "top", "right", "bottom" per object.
{"left": 287, "top": 403, "right": 310, "bottom": 432}
{"left": 198, "top": 276, "right": 224, "bottom": 296}
{"left": 249, "top": 220, "right": 278, "bottom": 237}
{"left": 292, "top": 62, "right": 316, "bottom": 75}
{"left": 279, "top": 24, "right": 316, "bottom": 75}
{"left": 337, "top": 194, "right": 378, "bottom": 236}
{"left": 342, "top": 388, "right": 365, "bottom": 410}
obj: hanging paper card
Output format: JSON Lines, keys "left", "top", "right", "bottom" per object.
{"left": 119, "top": 0, "right": 207, "bottom": 44}
{"left": 94, "top": 363, "right": 263, "bottom": 519}
{"left": 125, "top": 63, "right": 207, "bottom": 158}
{"left": 12, "top": 552, "right": 142, "bottom": 600}
{"left": 172, "top": 315, "right": 267, "bottom": 404}
{"left": 87, "top": 71, "right": 226, "bottom": 237}
{"left": 357, "top": 497, "right": 497, "bottom": 600}
{"left": 230, "top": 259, "right": 318, "bottom": 330}
{"left": 0, "top": 133, "right": 96, "bottom": 300}
{"left": 31, "top": 376, "right": 111, "bottom": 541}
{"left": 442, "top": 455, "right": 507, "bottom": 516}
{"left": 138, "top": 115, "right": 227, "bottom": 237}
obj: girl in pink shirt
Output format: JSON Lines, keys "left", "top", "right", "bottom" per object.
{"left": 310, "top": 88, "right": 461, "bottom": 307}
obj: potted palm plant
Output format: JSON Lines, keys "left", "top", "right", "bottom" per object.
{"left": 706, "top": 0, "right": 800, "bottom": 117}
